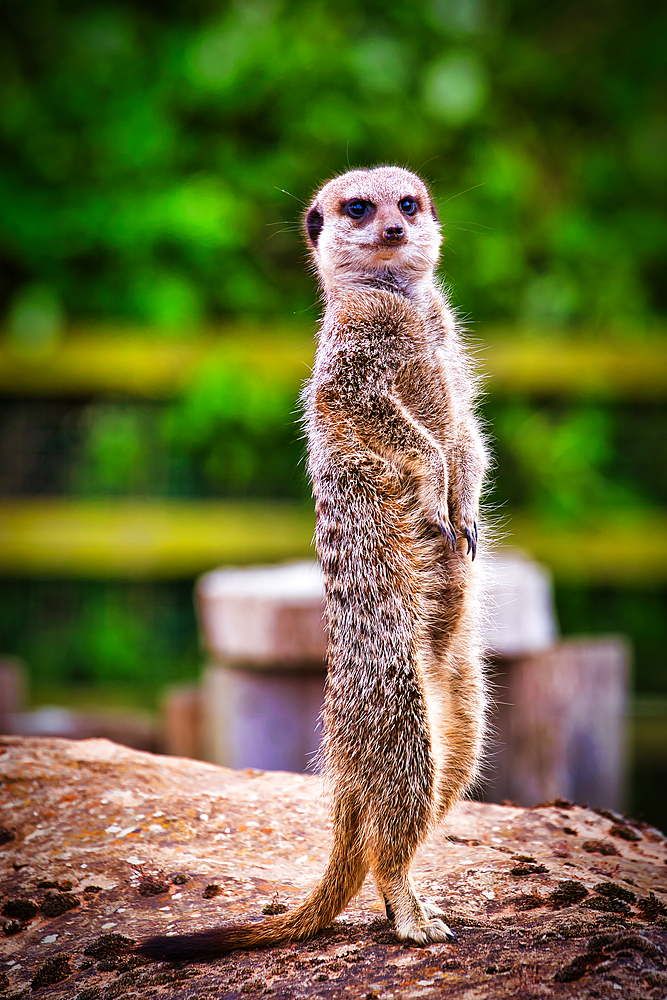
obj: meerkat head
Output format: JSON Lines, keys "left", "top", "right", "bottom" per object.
{"left": 304, "top": 166, "right": 442, "bottom": 294}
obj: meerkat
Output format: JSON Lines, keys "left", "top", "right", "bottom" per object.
{"left": 140, "top": 165, "right": 487, "bottom": 959}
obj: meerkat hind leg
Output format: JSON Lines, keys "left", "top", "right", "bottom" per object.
{"left": 381, "top": 881, "right": 452, "bottom": 931}
{"left": 406, "top": 876, "right": 458, "bottom": 942}
{"left": 377, "top": 869, "right": 457, "bottom": 944}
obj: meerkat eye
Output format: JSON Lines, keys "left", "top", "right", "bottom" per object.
{"left": 399, "top": 197, "right": 418, "bottom": 216}
{"left": 343, "top": 200, "right": 371, "bottom": 219}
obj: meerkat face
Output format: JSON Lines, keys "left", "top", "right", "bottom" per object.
{"left": 304, "top": 166, "right": 442, "bottom": 293}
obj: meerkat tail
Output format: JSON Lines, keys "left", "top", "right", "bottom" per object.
{"left": 137, "top": 793, "right": 368, "bottom": 960}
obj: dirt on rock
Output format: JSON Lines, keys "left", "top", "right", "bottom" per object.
{"left": 0, "top": 735, "right": 665, "bottom": 999}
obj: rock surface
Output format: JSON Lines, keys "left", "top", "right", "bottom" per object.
{"left": 0, "top": 737, "right": 666, "bottom": 999}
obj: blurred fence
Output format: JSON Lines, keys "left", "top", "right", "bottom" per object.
{"left": 2, "top": 326, "right": 667, "bottom": 399}
{"left": 1, "top": 325, "right": 666, "bottom": 582}
{"left": 1, "top": 499, "right": 666, "bottom": 584}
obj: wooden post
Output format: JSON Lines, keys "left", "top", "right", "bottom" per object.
{"left": 195, "top": 562, "right": 327, "bottom": 773}
{"left": 201, "top": 663, "right": 324, "bottom": 773}
{"left": 487, "top": 637, "right": 630, "bottom": 811}
{"left": 0, "top": 658, "right": 26, "bottom": 733}
{"left": 191, "top": 554, "right": 559, "bottom": 774}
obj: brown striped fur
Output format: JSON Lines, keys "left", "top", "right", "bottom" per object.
{"left": 138, "top": 166, "right": 487, "bottom": 960}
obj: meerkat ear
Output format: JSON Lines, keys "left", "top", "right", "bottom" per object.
{"left": 429, "top": 198, "right": 439, "bottom": 222}
{"left": 305, "top": 205, "right": 324, "bottom": 247}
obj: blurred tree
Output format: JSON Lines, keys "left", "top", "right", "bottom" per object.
{"left": 0, "top": 0, "right": 664, "bottom": 330}
{"left": 0, "top": 576, "right": 199, "bottom": 700}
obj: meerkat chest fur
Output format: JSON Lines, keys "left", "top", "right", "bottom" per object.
{"left": 308, "top": 301, "right": 459, "bottom": 556}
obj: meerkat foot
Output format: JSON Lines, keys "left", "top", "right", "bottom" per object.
{"left": 380, "top": 879, "right": 458, "bottom": 945}
{"left": 395, "top": 914, "right": 458, "bottom": 945}
{"left": 417, "top": 900, "right": 458, "bottom": 943}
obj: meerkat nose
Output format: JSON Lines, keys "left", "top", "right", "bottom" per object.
{"left": 383, "top": 223, "right": 405, "bottom": 244}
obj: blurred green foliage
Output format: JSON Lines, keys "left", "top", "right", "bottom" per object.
{"left": 1, "top": 0, "right": 665, "bottom": 332}
{"left": 162, "top": 349, "right": 309, "bottom": 496}
{"left": 486, "top": 398, "right": 667, "bottom": 523}
{"left": 0, "top": 577, "right": 198, "bottom": 700}
{"left": 72, "top": 403, "right": 158, "bottom": 495}
{"left": 13, "top": 387, "right": 663, "bottom": 523}
{"left": 555, "top": 585, "right": 667, "bottom": 697}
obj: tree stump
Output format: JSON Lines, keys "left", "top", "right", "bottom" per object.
{"left": 190, "top": 556, "right": 629, "bottom": 811}
{"left": 0, "top": 737, "right": 665, "bottom": 999}
{"left": 194, "top": 553, "right": 558, "bottom": 774}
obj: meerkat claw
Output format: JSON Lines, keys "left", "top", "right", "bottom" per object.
{"left": 462, "top": 526, "right": 477, "bottom": 560}
{"left": 424, "top": 918, "right": 458, "bottom": 943}
{"left": 421, "top": 903, "right": 458, "bottom": 940}
{"left": 436, "top": 518, "right": 457, "bottom": 552}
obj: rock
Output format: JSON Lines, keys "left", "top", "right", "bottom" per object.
{"left": 0, "top": 736, "right": 665, "bottom": 999}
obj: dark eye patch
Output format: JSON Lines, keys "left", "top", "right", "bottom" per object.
{"left": 342, "top": 199, "right": 373, "bottom": 220}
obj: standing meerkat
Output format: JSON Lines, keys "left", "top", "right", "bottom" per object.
{"left": 140, "top": 165, "right": 487, "bottom": 958}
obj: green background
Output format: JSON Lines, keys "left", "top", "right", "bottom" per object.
{"left": 1, "top": 0, "right": 665, "bottom": 330}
